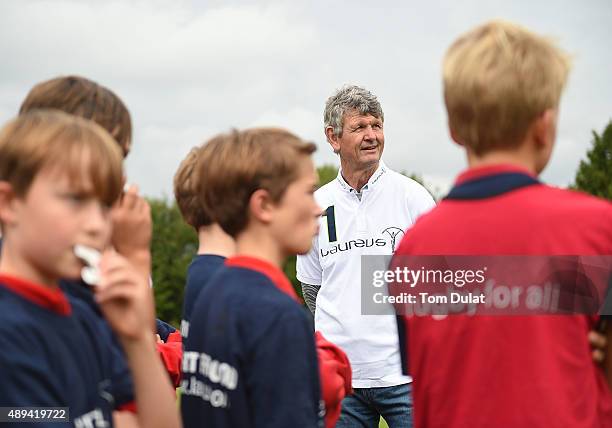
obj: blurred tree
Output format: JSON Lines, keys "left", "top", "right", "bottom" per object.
{"left": 317, "top": 164, "right": 339, "bottom": 187}
{"left": 572, "top": 120, "right": 612, "bottom": 200}
{"left": 149, "top": 198, "right": 197, "bottom": 327}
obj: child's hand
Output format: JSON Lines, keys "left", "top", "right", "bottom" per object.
{"left": 110, "top": 184, "right": 152, "bottom": 276}
{"left": 95, "top": 250, "right": 156, "bottom": 343}
{"left": 589, "top": 330, "right": 607, "bottom": 364}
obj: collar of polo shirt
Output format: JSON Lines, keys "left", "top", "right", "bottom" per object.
{"left": 336, "top": 160, "right": 388, "bottom": 194}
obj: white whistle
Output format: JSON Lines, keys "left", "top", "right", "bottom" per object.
{"left": 74, "top": 244, "right": 101, "bottom": 286}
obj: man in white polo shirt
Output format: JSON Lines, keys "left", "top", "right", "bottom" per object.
{"left": 297, "top": 85, "right": 435, "bottom": 428}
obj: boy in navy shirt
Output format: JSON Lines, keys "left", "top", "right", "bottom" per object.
{"left": 393, "top": 20, "right": 612, "bottom": 427}
{"left": 173, "top": 145, "right": 236, "bottom": 340}
{"left": 176, "top": 143, "right": 351, "bottom": 428}
{"left": 19, "top": 75, "right": 183, "bottom": 388}
{"left": 0, "top": 111, "right": 180, "bottom": 428}
{"left": 181, "top": 128, "right": 323, "bottom": 428}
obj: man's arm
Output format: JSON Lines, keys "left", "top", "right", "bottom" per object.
{"left": 301, "top": 283, "right": 321, "bottom": 316}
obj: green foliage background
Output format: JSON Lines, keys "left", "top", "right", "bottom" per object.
{"left": 572, "top": 120, "right": 612, "bottom": 200}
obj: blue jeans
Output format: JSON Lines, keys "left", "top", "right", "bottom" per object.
{"left": 336, "top": 383, "right": 413, "bottom": 428}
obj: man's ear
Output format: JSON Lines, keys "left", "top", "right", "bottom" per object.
{"left": 0, "top": 182, "right": 19, "bottom": 226}
{"left": 325, "top": 126, "right": 341, "bottom": 154}
{"left": 248, "top": 188, "right": 274, "bottom": 224}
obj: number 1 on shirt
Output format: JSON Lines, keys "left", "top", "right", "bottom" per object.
{"left": 324, "top": 206, "right": 337, "bottom": 242}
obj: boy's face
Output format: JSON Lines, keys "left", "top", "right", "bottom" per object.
{"left": 269, "top": 156, "right": 321, "bottom": 256}
{"left": 4, "top": 167, "right": 112, "bottom": 285}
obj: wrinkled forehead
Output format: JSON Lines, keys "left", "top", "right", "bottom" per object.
{"left": 343, "top": 109, "right": 383, "bottom": 125}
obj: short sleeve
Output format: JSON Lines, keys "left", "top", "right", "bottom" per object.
{"left": 297, "top": 236, "right": 322, "bottom": 286}
{"left": 406, "top": 180, "right": 436, "bottom": 224}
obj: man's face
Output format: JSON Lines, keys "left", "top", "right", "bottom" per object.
{"left": 328, "top": 110, "right": 385, "bottom": 171}
{"left": 269, "top": 156, "right": 321, "bottom": 256}
{"left": 4, "top": 167, "right": 112, "bottom": 285}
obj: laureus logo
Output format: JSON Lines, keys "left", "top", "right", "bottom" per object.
{"left": 382, "top": 227, "right": 404, "bottom": 251}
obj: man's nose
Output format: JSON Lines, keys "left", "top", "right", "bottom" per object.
{"left": 363, "top": 125, "right": 376, "bottom": 140}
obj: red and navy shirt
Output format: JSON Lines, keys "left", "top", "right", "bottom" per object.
{"left": 394, "top": 164, "right": 612, "bottom": 428}
{"left": 181, "top": 255, "right": 322, "bottom": 428}
{"left": 0, "top": 275, "right": 133, "bottom": 427}
{"left": 180, "top": 254, "right": 226, "bottom": 340}
{"left": 60, "top": 279, "right": 135, "bottom": 409}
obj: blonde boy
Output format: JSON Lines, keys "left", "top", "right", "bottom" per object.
{"left": 393, "top": 20, "right": 612, "bottom": 427}
{"left": 181, "top": 128, "right": 323, "bottom": 428}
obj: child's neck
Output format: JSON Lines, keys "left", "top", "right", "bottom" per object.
{"left": 466, "top": 149, "right": 539, "bottom": 175}
{"left": 197, "top": 224, "right": 236, "bottom": 257}
{"left": 234, "top": 232, "right": 285, "bottom": 269}
{"left": 0, "top": 244, "right": 59, "bottom": 288}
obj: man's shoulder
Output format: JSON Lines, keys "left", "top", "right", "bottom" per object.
{"left": 385, "top": 168, "right": 433, "bottom": 196}
{"left": 315, "top": 178, "right": 338, "bottom": 203}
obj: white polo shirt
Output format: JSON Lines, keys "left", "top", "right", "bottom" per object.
{"left": 297, "top": 161, "right": 435, "bottom": 388}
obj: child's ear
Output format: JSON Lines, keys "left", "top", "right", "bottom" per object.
{"left": 248, "top": 189, "right": 274, "bottom": 224}
{"left": 449, "top": 125, "right": 465, "bottom": 147}
{"left": 0, "top": 182, "right": 19, "bottom": 226}
{"left": 533, "top": 108, "right": 558, "bottom": 150}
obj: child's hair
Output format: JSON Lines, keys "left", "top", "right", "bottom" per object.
{"left": 443, "top": 20, "right": 571, "bottom": 155}
{"left": 0, "top": 110, "right": 124, "bottom": 206}
{"left": 197, "top": 128, "right": 316, "bottom": 237}
{"left": 173, "top": 146, "right": 212, "bottom": 231}
{"left": 19, "top": 75, "right": 132, "bottom": 157}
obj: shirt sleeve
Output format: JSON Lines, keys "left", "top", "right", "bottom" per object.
{"left": 406, "top": 180, "right": 436, "bottom": 224}
{"left": 297, "top": 235, "right": 323, "bottom": 286}
{"left": 246, "top": 308, "right": 322, "bottom": 428}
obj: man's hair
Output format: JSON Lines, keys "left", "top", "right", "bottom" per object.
{"left": 0, "top": 110, "right": 123, "bottom": 206}
{"left": 324, "top": 85, "right": 384, "bottom": 137}
{"left": 443, "top": 20, "right": 571, "bottom": 155}
{"left": 19, "top": 75, "right": 133, "bottom": 157}
{"left": 173, "top": 146, "right": 212, "bottom": 231}
{"left": 197, "top": 128, "right": 317, "bottom": 237}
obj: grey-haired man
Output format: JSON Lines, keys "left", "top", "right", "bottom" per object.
{"left": 297, "top": 85, "right": 435, "bottom": 428}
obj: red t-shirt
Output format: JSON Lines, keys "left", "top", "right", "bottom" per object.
{"left": 394, "top": 164, "right": 612, "bottom": 428}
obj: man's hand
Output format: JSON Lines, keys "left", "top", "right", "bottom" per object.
{"left": 95, "top": 250, "right": 156, "bottom": 343}
{"left": 110, "top": 184, "right": 152, "bottom": 278}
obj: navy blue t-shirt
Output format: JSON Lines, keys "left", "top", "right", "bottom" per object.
{"left": 0, "top": 275, "right": 126, "bottom": 427}
{"left": 181, "top": 256, "right": 322, "bottom": 428}
{"left": 61, "top": 280, "right": 135, "bottom": 407}
{"left": 180, "top": 254, "right": 225, "bottom": 340}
